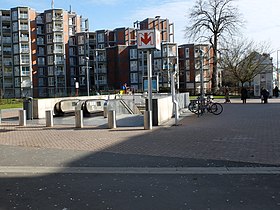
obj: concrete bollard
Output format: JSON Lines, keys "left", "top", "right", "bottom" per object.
{"left": 144, "top": 110, "right": 152, "bottom": 130}
{"left": 45, "top": 110, "right": 53, "bottom": 127}
{"left": 19, "top": 110, "right": 26, "bottom": 126}
{"left": 108, "top": 110, "right": 116, "bottom": 129}
{"left": 103, "top": 106, "right": 108, "bottom": 118}
{"left": 75, "top": 109, "right": 83, "bottom": 128}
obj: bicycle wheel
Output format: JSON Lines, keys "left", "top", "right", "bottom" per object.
{"left": 188, "top": 100, "right": 199, "bottom": 114}
{"left": 210, "top": 103, "right": 223, "bottom": 115}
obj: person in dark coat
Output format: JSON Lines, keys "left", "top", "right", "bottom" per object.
{"left": 274, "top": 86, "right": 279, "bottom": 98}
{"left": 261, "top": 87, "right": 269, "bottom": 103}
{"left": 241, "top": 87, "right": 248, "bottom": 104}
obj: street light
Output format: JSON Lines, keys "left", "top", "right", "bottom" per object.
{"left": 277, "top": 50, "right": 280, "bottom": 87}
{"left": 199, "top": 49, "right": 205, "bottom": 98}
{"left": 85, "top": 56, "right": 90, "bottom": 96}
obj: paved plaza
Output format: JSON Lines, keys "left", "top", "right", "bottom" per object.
{"left": 0, "top": 97, "right": 280, "bottom": 209}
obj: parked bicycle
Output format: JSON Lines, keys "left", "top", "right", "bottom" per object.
{"left": 188, "top": 95, "right": 223, "bottom": 116}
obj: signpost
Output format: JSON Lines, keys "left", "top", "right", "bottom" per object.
{"left": 137, "top": 29, "right": 161, "bottom": 130}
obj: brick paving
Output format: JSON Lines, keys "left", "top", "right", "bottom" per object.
{"left": 0, "top": 98, "right": 280, "bottom": 165}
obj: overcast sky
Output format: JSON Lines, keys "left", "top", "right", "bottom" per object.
{"left": 2, "top": 0, "right": 280, "bottom": 63}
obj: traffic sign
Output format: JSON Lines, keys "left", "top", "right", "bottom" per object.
{"left": 137, "top": 29, "right": 161, "bottom": 50}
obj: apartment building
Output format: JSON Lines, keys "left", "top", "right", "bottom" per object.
{"left": 0, "top": 6, "right": 85, "bottom": 98}
{"left": 178, "top": 44, "right": 213, "bottom": 95}
{"left": 0, "top": 5, "right": 188, "bottom": 98}
{"left": 0, "top": 7, "right": 36, "bottom": 98}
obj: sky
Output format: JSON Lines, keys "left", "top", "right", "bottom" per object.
{"left": 2, "top": 0, "right": 280, "bottom": 64}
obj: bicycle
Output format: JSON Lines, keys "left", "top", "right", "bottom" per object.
{"left": 188, "top": 95, "right": 223, "bottom": 116}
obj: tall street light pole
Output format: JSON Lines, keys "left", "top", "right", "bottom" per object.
{"left": 85, "top": 56, "right": 90, "bottom": 96}
{"left": 277, "top": 50, "right": 280, "bottom": 87}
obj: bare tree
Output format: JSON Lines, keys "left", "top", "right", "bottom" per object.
{"left": 185, "top": 0, "right": 243, "bottom": 93}
{"left": 219, "top": 39, "right": 272, "bottom": 87}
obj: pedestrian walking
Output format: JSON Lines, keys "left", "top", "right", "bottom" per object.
{"left": 224, "top": 87, "right": 231, "bottom": 103}
{"left": 274, "top": 86, "right": 279, "bottom": 98}
{"left": 261, "top": 87, "right": 269, "bottom": 103}
{"left": 241, "top": 87, "right": 248, "bottom": 104}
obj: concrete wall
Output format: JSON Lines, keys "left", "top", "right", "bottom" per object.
{"left": 32, "top": 93, "right": 190, "bottom": 124}
{"left": 33, "top": 95, "right": 113, "bottom": 119}
{"left": 152, "top": 92, "right": 189, "bottom": 125}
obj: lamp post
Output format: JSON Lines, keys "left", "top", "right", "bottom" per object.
{"left": 199, "top": 49, "right": 205, "bottom": 98}
{"left": 95, "top": 50, "right": 99, "bottom": 91}
{"left": 85, "top": 56, "right": 90, "bottom": 96}
{"left": 277, "top": 50, "right": 280, "bottom": 87}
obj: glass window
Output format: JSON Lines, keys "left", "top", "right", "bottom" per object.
{"left": 130, "top": 61, "right": 137, "bottom": 72}
{"left": 97, "top": 33, "right": 104, "bottom": 42}
{"left": 130, "top": 49, "right": 137, "bottom": 59}
{"left": 130, "top": 73, "right": 138, "bottom": 83}
{"left": 185, "top": 48, "right": 189, "bottom": 58}
{"left": 48, "top": 77, "right": 54, "bottom": 86}
{"left": 21, "top": 66, "right": 30, "bottom": 76}
{"left": 21, "top": 55, "right": 29, "bottom": 64}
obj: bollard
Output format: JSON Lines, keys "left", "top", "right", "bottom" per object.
{"left": 144, "top": 110, "right": 152, "bottom": 130}
{"left": 103, "top": 106, "right": 108, "bottom": 118}
{"left": 0, "top": 109, "right": 1, "bottom": 124}
{"left": 75, "top": 109, "right": 83, "bottom": 128}
{"left": 45, "top": 110, "right": 53, "bottom": 127}
{"left": 19, "top": 110, "right": 26, "bottom": 126}
{"left": 108, "top": 110, "right": 116, "bottom": 129}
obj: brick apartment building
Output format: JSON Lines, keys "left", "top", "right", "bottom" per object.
{"left": 0, "top": 5, "right": 213, "bottom": 98}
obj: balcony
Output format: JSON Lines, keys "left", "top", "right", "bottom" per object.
{"left": 54, "top": 38, "right": 63, "bottom": 43}
{"left": 20, "top": 48, "right": 29, "bottom": 53}
{"left": 20, "top": 25, "right": 29, "bottom": 31}
{"left": 20, "top": 37, "right": 29, "bottom": 42}
{"left": 53, "top": 27, "right": 63, "bottom": 32}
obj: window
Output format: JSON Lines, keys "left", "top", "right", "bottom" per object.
{"left": 185, "top": 60, "right": 190, "bottom": 70}
{"left": 78, "top": 35, "right": 84, "bottom": 45}
{"left": 13, "top": 33, "right": 18, "bottom": 42}
{"left": 130, "top": 61, "right": 137, "bottom": 72}
{"left": 21, "top": 44, "right": 29, "bottom": 53}
{"left": 185, "top": 48, "right": 189, "bottom": 58}
{"left": 54, "top": 45, "right": 63, "bottom": 53}
{"left": 46, "top": 24, "right": 52, "bottom": 33}
{"left": 47, "top": 45, "right": 53, "bottom": 54}
{"left": 38, "top": 47, "right": 44, "bottom": 55}
{"left": 78, "top": 46, "right": 84, "bottom": 55}
{"left": 12, "top": 11, "right": 18, "bottom": 20}
{"left": 21, "top": 66, "right": 30, "bottom": 76}
{"left": 45, "top": 13, "right": 52, "bottom": 22}
{"left": 38, "top": 57, "right": 45, "bottom": 65}
{"left": 47, "top": 34, "right": 53, "bottom": 43}
{"left": 130, "top": 49, "right": 137, "bottom": 59}
{"left": 153, "top": 59, "right": 162, "bottom": 71}
{"left": 48, "top": 77, "right": 54, "bottom": 86}
{"left": 186, "top": 71, "right": 190, "bottom": 82}
{"left": 48, "top": 66, "right": 54, "bottom": 76}
{"left": 13, "top": 44, "right": 19, "bottom": 54}
{"left": 130, "top": 73, "right": 138, "bottom": 83}
{"left": 97, "top": 33, "right": 104, "bottom": 42}
{"left": 37, "top": 37, "right": 44, "bottom": 45}
{"left": 48, "top": 56, "right": 54, "bottom": 65}
{"left": 38, "top": 78, "right": 44, "bottom": 86}
{"left": 14, "top": 67, "right": 20, "bottom": 76}
{"left": 12, "top": 22, "right": 18, "bottom": 31}
{"left": 54, "top": 34, "right": 63, "bottom": 42}
{"left": 21, "top": 55, "right": 29, "bottom": 64}
{"left": 14, "top": 55, "right": 19, "bottom": 65}
{"left": 14, "top": 77, "right": 20, "bottom": 87}
{"left": 38, "top": 68, "right": 45, "bottom": 76}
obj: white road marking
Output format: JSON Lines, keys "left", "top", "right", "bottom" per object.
{"left": 0, "top": 166, "right": 280, "bottom": 177}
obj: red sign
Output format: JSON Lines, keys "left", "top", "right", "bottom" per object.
{"left": 137, "top": 29, "right": 161, "bottom": 50}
